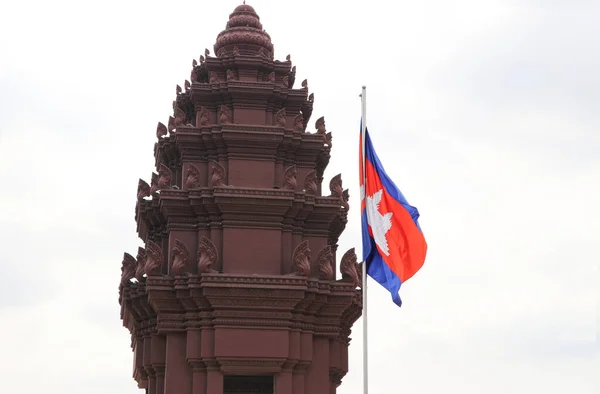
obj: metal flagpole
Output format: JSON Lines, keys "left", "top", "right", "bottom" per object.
{"left": 360, "top": 85, "right": 368, "bottom": 394}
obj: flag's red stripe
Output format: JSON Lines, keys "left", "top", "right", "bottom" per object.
{"left": 364, "top": 159, "right": 427, "bottom": 282}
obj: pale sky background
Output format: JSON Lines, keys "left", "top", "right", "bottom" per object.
{"left": 0, "top": 0, "right": 597, "bottom": 393}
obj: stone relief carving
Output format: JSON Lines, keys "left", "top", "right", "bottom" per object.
{"left": 290, "top": 240, "right": 311, "bottom": 276}
{"left": 340, "top": 248, "right": 361, "bottom": 288}
{"left": 156, "top": 121, "right": 167, "bottom": 139}
{"left": 342, "top": 188, "right": 350, "bottom": 211}
{"left": 157, "top": 164, "right": 172, "bottom": 190}
{"left": 171, "top": 239, "right": 191, "bottom": 275}
{"left": 303, "top": 170, "right": 317, "bottom": 195}
{"left": 185, "top": 163, "right": 201, "bottom": 189}
{"left": 134, "top": 247, "right": 146, "bottom": 281}
{"left": 325, "top": 132, "right": 332, "bottom": 148}
{"left": 198, "top": 106, "right": 210, "bottom": 126}
{"left": 137, "top": 179, "right": 150, "bottom": 201}
{"left": 198, "top": 236, "right": 218, "bottom": 273}
{"left": 283, "top": 165, "right": 297, "bottom": 190}
{"left": 317, "top": 245, "right": 334, "bottom": 280}
{"left": 149, "top": 172, "right": 159, "bottom": 194}
{"left": 209, "top": 71, "right": 219, "bottom": 84}
{"left": 211, "top": 161, "right": 227, "bottom": 187}
{"left": 120, "top": 252, "right": 136, "bottom": 285}
{"left": 329, "top": 174, "right": 343, "bottom": 199}
{"left": 315, "top": 116, "right": 326, "bottom": 134}
{"left": 293, "top": 112, "right": 304, "bottom": 131}
{"left": 144, "top": 240, "right": 164, "bottom": 276}
{"left": 275, "top": 108, "right": 286, "bottom": 127}
{"left": 219, "top": 105, "right": 232, "bottom": 124}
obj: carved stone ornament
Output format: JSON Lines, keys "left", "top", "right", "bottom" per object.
{"left": 174, "top": 106, "right": 186, "bottom": 127}
{"left": 275, "top": 108, "right": 286, "bottom": 127}
{"left": 185, "top": 163, "right": 201, "bottom": 189}
{"left": 317, "top": 245, "right": 334, "bottom": 280}
{"left": 233, "top": 46, "right": 240, "bottom": 56}
{"left": 283, "top": 165, "right": 297, "bottom": 190}
{"left": 157, "top": 163, "right": 172, "bottom": 190}
{"left": 205, "top": 48, "right": 210, "bottom": 57}
{"left": 268, "top": 71, "right": 275, "bottom": 82}
{"left": 120, "top": 252, "right": 137, "bottom": 285}
{"left": 308, "top": 92, "right": 314, "bottom": 102}
{"left": 325, "top": 132, "right": 332, "bottom": 148}
{"left": 184, "top": 80, "right": 191, "bottom": 90}
{"left": 342, "top": 188, "right": 350, "bottom": 211}
{"left": 171, "top": 239, "right": 191, "bottom": 275}
{"left": 293, "top": 112, "right": 304, "bottom": 132}
{"left": 282, "top": 76, "right": 289, "bottom": 88}
{"left": 315, "top": 116, "right": 326, "bottom": 134}
{"left": 156, "top": 121, "right": 167, "bottom": 139}
{"left": 144, "top": 240, "right": 164, "bottom": 276}
{"left": 192, "top": 59, "right": 198, "bottom": 68}
{"left": 289, "top": 65, "right": 296, "bottom": 88}
{"left": 217, "top": 48, "right": 227, "bottom": 58}
{"left": 198, "top": 106, "right": 210, "bottom": 126}
{"left": 209, "top": 71, "right": 218, "bottom": 84}
{"left": 198, "top": 236, "right": 218, "bottom": 273}
{"left": 167, "top": 116, "right": 176, "bottom": 132}
{"left": 149, "top": 172, "right": 159, "bottom": 194}
{"left": 290, "top": 240, "right": 311, "bottom": 276}
{"left": 226, "top": 69, "right": 236, "bottom": 81}
{"left": 220, "top": 105, "right": 232, "bottom": 124}
{"left": 303, "top": 170, "right": 317, "bottom": 195}
{"left": 329, "top": 173, "right": 343, "bottom": 203}
{"left": 190, "top": 68, "right": 198, "bottom": 82}
{"left": 137, "top": 178, "right": 150, "bottom": 201}
{"left": 199, "top": 54, "right": 205, "bottom": 63}
{"left": 211, "top": 160, "right": 227, "bottom": 187}
{"left": 134, "top": 247, "right": 146, "bottom": 281}
{"left": 340, "top": 248, "right": 361, "bottom": 287}
{"left": 258, "top": 47, "right": 270, "bottom": 59}
{"left": 301, "top": 78, "right": 308, "bottom": 90}
{"left": 286, "top": 54, "right": 291, "bottom": 61}
{"left": 176, "top": 84, "right": 182, "bottom": 95}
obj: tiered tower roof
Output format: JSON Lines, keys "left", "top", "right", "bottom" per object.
{"left": 118, "top": 4, "right": 362, "bottom": 394}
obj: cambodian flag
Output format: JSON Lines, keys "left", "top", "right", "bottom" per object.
{"left": 360, "top": 126, "right": 428, "bottom": 307}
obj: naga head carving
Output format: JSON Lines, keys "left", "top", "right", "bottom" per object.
{"left": 317, "top": 245, "right": 334, "bottom": 280}
{"left": 171, "top": 239, "right": 191, "bottom": 276}
{"left": 144, "top": 240, "right": 164, "bottom": 276}
{"left": 291, "top": 240, "right": 311, "bottom": 276}
{"left": 120, "top": 252, "right": 137, "bottom": 286}
{"left": 198, "top": 236, "right": 218, "bottom": 273}
{"left": 340, "top": 248, "right": 361, "bottom": 288}
{"left": 283, "top": 165, "right": 297, "bottom": 190}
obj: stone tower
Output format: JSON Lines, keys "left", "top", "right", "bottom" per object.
{"left": 118, "top": 4, "right": 362, "bottom": 394}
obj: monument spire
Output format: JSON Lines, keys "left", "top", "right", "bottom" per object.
{"left": 119, "top": 4, "right": 362, "bottom": 394}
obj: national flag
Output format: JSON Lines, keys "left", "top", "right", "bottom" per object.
{"left": 360, "top": 125, "right": 427, "bottom": 306}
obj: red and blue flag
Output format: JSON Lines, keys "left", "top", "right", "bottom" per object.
{"left": 360, "top": 125, "right": 427, "bottom": 306}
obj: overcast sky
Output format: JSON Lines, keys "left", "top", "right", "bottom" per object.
{"left": 0, "top": 0, "right": 597, "bottom": 393}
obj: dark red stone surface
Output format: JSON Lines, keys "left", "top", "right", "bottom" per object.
{"left": 119, "top": 4, "right": 362, "bottom": 393}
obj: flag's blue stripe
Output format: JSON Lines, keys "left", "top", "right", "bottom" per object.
{"left": 361, "top": 210, "right": 403, "bottom": 306}
{"left": 363, "top": 128, "right": 423, "bottom": 232}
